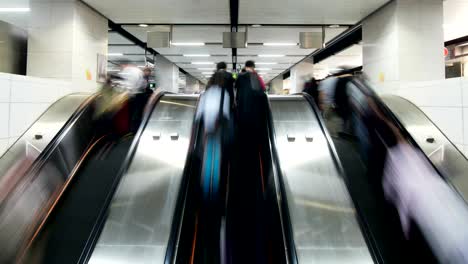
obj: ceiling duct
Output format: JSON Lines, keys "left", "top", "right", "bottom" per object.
{"left": 147, "top": 31, "right": 171, "bottom": 48}
{"left": 299, "top": 32, "right": 323, "bottom": 49}
{"left": 223, "top": 32, "right": 247, "bottom": 48}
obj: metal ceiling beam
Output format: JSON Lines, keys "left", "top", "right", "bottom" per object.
{"left": 229, "top": 0, "right": 239, "bottom": 71}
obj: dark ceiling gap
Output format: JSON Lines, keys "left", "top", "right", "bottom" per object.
{"left": 229, "top": 0, "right": 239, "bottom": 70}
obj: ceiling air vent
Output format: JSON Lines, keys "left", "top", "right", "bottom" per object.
{"left": 147, "top": 31, "right": 170, "bottom": 48}
{"left": 299, "top": 32, "right": 323, "bottom": 49}
{"left": 223, "top": 32, "right": 247, "bottom": 48}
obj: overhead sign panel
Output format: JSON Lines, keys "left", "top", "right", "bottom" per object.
{"left": 300, "top": 32, "right": 322, "bottom": 49}
{"left": 223, "top": 32, "right": 247, "bottom": 48}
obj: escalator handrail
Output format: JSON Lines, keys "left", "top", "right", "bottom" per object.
{"left": 164, "top": 95, "right": 203, "bottom": 264}
{"left": 265, "top": 98, "right": 299, "bottom": 264}
{"left": 78, "top": 90, "right": 166, "bottom": 263}
{"left": 301, "top": 92, "right": 384, "bottom": 264}
{"left": 347, "top": 78, "right": 466, "bottom": 197}
{"left": 0, "top": 93, "right": 94, "bottom": 161}
{"left": 383, "top": 94, "right": 467, "bottom": 161}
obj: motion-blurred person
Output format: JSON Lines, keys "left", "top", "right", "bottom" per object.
{"left": 230, "top": 60, "right": 272, "bottom": 263}
{"left": 115, "top": 61, "right": 148, "bottom": 132}
{"left": 244, "top": 60, "right": 266, "bottom": 91}
{"left": 142, "top": 66, "right": 154, "bottom": 95}
{"left": 196, "top": 71, "right": 231, "bottom": 135}
{"left": 383, "top": 134, "right": 468, "bottom": 263}
{"left": 94, "top": 75, "right": 130, "bottom": 136}
{"left": 318, "top": 71, "right": 353, "bottom": 137}
{"left": 303, "top": 77, "right": 319, "bottom": 106}
{"left": 209, "top": 62, "right": 235, "bottom": 109}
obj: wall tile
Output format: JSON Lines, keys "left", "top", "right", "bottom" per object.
{"left": 0, "top": 103, "right": 9, "bottom": 138}
{"left": 0, "top": 78, "right": 11, "bottom": 103}
{"left": 398, "top": 78, "right": 462, "bottom": 107}
{"left": 10, "top": 79, "right": 61, "bottom": 103}
{"left": 462, "top": 78, "right": 468, "bottom": 107}
{"left": 0, "top": 138, "right": 8, "bottom": 156}
{"left": 420, "top": 106, "right": 463, "bottom": 144}
{"left": 27, "top": 52, "right": 72, "bottom": 79}
{"left": 9, "top": 103, "right": 50, "bottom": 137}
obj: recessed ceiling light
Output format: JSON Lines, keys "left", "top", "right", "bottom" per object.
{"left": 184, "top": 54, "right": 210, "bottom": 57}
{"left": 252, "top": 24, "right": 262, "bottom": 28}
{"left": 329, "top": 24, "right": 340, "bottom": 28}
{"left": 256, "top": 62, "right": 277, "bottom": 65}
{"left": 192, "top": 62, "right": 214, "bottom": 65}
{"left": 172, "top": 42, "right": 205, "bottom": 46}
{"left": 202, "top": 72, "right": 214, "bottom": 74}
{"left": 139, "top": 24, "right": 149, "bottom": 27}
{"left": 107, "top": 53, "right": 123, "bottom": 56}
{"left": 258, "top": 54, "right": 285, "bottom": 57}
{"left": 0, "top": 7, "right": 30, "bottom": 12}
{"left": 263, "top": 43, "right": 297, "bottom": 46}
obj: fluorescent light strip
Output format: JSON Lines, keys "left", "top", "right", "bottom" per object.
{"left": 263, "top": 43, "right": 297, "bottom": 46}
{"left": 107, "top": 53, "right": 123, "bottom": 56}
{"left": 184, "top": 54, "right": 210, "bottom": 57}
{"left": 197, "top": 68, "right": 215, "bottom": 70}
{"left": 256, "top": 62, "right": 277, "bottom": 65}
{"left": 192, "top": 62, "right": 214, "bottom": 65}
{"left": 139, "top": 24, "right": 148, "bottom": 27}
{"left": 258, "top": 54, "right": 285, "bottom": 57}
{"left": 256, "top": 68, "right": 272, "bottom": 70}
{"left": 0, "top": 7, "right": 30, "bottom": 12}
{"left": 172, "top": 42, "right": 205, "bottom": 46}
{"left": 202, "top": 72, "right": 214, "bottom": 74}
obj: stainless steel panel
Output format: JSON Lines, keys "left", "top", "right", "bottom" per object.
{"left": 0, "top": 93, "right": 90, "bottom": 182}
{"left": 88, "top": 95, "right": 198, "bottom": 264}
{"left": 381, "top": 95, "right": 468, "bottom": 202}
{"left": 269, "top": 95, "right": 373, "bottom": 264}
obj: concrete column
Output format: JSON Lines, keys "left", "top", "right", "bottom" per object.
{"left": 155, "top": 54, "right": 180, "bottom": 93}
{"left": 270, "top": 77, "right": 283, "bottom": 95}
{"left": 290, "top": 60, "right": 315, "bottom": 93}
{"left": 186, "top": 75, "right": 200, "bottom": 94}
{"left": 27, "top": 0, "right": 108, "bottom": 92}
{"left": 362, "top": 0, "right": 445, "bottom": 92}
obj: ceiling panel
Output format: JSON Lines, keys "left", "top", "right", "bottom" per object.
{"left": 239, "top": 0, "right": 390, "bottom": 24}
{"left": 83, "top": 0, "right": 230, "bottom": 24}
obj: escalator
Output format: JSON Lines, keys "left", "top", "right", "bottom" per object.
{"left": 268, "top": 95, "right": 375, "bottom": 264}
{"left": 85, "top": 95, "right": 199, "bottom": 264}
{"left": 0, "top": 93, "right": 95, "bottom": 263}
{"left": 265, "top": 76, "right": 468, "bottom": 263}
{"left": 0, "top": 91, "right": 163, "bottom": 263}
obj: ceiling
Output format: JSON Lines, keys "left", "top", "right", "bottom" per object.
{"left": 83, "top": 0, "right": 388, "bottom": 25}
{"left": 0, "top": 0, "right": 390, "bottom": 82}
{"left": 83, "top": 0, "right": 390, "bottom": 82}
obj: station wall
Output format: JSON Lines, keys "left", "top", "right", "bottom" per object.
{"left": 0, "top": 73, "right": 96, "bottom": 155}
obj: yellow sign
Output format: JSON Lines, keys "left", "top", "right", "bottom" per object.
{"left": 378, "top": 72, "right": 385, "bottom": 82}
{"left": 86, "top": 69, "right": 92, "bottom": 80}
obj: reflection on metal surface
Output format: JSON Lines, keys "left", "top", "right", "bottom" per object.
{"left": 0, "top": 94, "right": 90, "bottom": 182}
{"left": 269, "top": 96, "right": 373, "bottom": 264}
{"left": 382, "top": 95, "right": 468, "bottom": 202}
{"left": 88, "top": 95, "right": 198, "bottom": 264}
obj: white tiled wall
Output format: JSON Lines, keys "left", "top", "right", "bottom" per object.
{"left": 0, "top": 73, "right": 83, "bottom": 155}
{"left": 377, "top": 77, "right": 468, "bottom": 158}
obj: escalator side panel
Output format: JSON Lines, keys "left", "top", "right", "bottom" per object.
{"left": 381, "top": 95, "right": 468, "bottom": 201}
{"left": 269, "top": 96, "right": 373, "bottom": 264}
{"left": 88, "top": 95, "right": 198, "bottom": 264}
{"left": 0, "top": 102, "right": 96, "bottom": 263}
{"left": 0, "top": 94, "right": 91, "bottom": 182}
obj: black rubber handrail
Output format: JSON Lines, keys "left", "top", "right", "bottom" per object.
{"left": 264, "top": 99, "right": 299, "bottom": 264}
{"left": 79, "top": 90, "right": 166, "bottom": 263}
{"left": 347, "top": 78, "right": 462, "bottom": 192}
{"left": 301, "top": 92, "right": 383, "bottom": 264}
{"left": 0, "top": 93, "right": 95, "bottom": 161}
{"left": 164, "top": 96, "right": 202, "bottom": 264}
